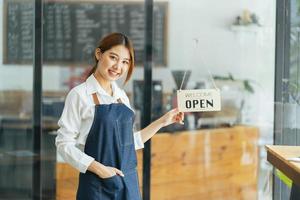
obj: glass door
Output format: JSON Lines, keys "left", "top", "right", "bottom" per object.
{"left": 0, "top": 0, "right": 35, "bottom": 199}
{"left": 273, "top": 0, "right": 300, "bottom": 199}
{"left": 41, "top": 1, "right": 147, "bottom": 199}
{"left": 151, "top": 0, "right": 276, "bottom": 199}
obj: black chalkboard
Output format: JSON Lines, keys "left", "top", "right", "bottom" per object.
{"left": 3, "top": 0, "right": 168, "bottom": 66}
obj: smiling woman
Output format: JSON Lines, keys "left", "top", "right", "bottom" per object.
{"left": 55, "top": 32, "right": 184, "bottom": 200}
{"left": 93, "top": 45, "right": 131, "bottom": 96}
{"left": 87, "top": 33, "right": 135, "bottom": 85}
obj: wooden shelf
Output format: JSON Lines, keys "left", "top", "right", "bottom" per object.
{"left": 230, "top": 25, "right": 262, "bottom": 33}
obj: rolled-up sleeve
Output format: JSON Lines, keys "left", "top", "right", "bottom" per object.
{"left": 134, "top": 131, "right": 144, "bottom": 150}
{"left": 55, "top": 89, "right": 94, "bottom": 173}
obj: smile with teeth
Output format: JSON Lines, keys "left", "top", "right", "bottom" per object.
{"left": 108, "top": 69, "right": 120, "bottom": 77}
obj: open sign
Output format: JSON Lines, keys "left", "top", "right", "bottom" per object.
{"left": 177, "top": 89, "right": 221, "bottom": 112}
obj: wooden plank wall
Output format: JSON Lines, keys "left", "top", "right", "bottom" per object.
{"left": 56, "top": 126, "right": 258, "bottom": 200}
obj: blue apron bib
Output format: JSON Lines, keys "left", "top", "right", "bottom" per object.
{"left": 76, "top": 93, "right": 141, "bottom": 200}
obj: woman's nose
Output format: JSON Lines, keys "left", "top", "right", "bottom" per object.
{"left": 113, "top": 61, "right": 122, "bottom": 70}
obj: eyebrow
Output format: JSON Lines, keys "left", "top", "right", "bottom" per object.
{"left": 109, "top": 52, "right": 130, "bottom": 61}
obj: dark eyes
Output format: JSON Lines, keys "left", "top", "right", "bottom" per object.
{"left": 122, "top": 61, "right": 129, "bottom": 65}
{"left": 110, "top": 55, "right": 129, "bottom": 65}
{"left": 110, "top": 55, "right": 117, "bottom": 60}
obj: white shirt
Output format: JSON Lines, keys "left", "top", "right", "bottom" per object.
{"left": 55, "top": 74, "right": 144, "bottom": 173}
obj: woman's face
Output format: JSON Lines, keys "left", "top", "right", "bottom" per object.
{"left": 95, "top": 45, "right": 131, "bottom": 82}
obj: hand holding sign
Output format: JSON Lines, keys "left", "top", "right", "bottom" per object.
{"left": 158, "top": 108, "right": 184, "bottom": 127}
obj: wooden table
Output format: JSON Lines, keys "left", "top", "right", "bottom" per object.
{"left": 266, "top": 145, "right": 300, "bottom": 199}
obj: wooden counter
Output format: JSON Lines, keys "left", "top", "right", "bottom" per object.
{"left": 266, "top": 145, "right": 300, "bottom": 187}
{"left": 56, "top": 126, "right": 259, "bottom": 200}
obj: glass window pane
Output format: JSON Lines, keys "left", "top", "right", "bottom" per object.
{"left": 0, "top": 0, "right": 34, "bottom": 199}
{"left": 152, "top": 1, "right": 275, "bottom": 199}
{"left": 41, "top": 1, "right": 146, "bottom": 199}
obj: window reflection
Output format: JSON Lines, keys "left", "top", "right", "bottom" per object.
{"left": 0, "top": 0, "right": 283, "bottom": 199}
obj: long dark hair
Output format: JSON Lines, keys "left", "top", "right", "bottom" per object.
{"left": 87, "top": 32, "right": 135, "bottom": 84}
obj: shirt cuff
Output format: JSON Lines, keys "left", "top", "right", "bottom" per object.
{"left": 134, "top": 131, "right": 144, "bottom": 150}
{"left": 78, "top": 154, "right": 95, "bottom": 173}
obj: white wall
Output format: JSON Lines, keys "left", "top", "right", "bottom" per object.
{"left": 0, "top": 0, "right": 276, "bottom": 129}
{"left": 165, "top": 0, "right": 275, "bottom": 129}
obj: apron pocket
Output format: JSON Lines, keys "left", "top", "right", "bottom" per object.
{"left": 116, "top": 120, "right": 133, "bottom": 146}
{"left": 79, "top": 174, "right": 123, "bottom": 199}
{"left": 100, "top": 175, "right": 123, "bottom": 192}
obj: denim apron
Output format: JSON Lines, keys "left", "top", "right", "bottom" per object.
{"left": 76, "top": 93, "right": 141, "bottom": 200}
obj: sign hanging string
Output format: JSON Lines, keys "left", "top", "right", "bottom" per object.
{"left": 179, "top": 38, "right": 219, "bottom": 91}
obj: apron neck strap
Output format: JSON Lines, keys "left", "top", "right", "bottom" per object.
{"left": 92, "top": 93, "right": 123, "bottom": 105}
{"left": 92, "top": 93, "right": 100, "bottom": 105}
{"left": 117, "top": 98, "right": 123, "bottom": 104}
